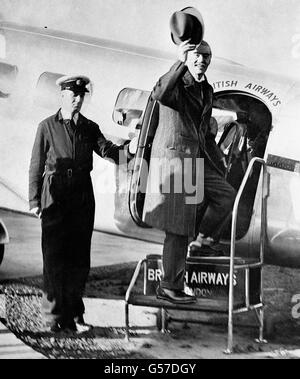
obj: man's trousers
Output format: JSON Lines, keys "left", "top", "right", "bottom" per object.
{"left": 41, "top": 189, "right": 95, "bottom": 327}
{"left": 160, "top": 161, "right": 236, "bottom": 290}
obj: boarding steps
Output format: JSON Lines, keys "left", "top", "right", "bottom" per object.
{"left": 125, "top": 158, "right": 269, "bottom": 353}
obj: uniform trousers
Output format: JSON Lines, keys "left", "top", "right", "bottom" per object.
{"left": 41, "top": 178, "right": 95, "bottom": 327}
{"left": 160, "top": 161, "right": 236, "bottom": 290}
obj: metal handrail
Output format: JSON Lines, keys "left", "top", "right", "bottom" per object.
{"left": 125, "top": 259, "right": 145, "bottom": 303}
{"left": 125, "top": 259, "right": 146, "bottom": 340}
{"left": 225, "top": 157, "right": 269, "bottom": 353}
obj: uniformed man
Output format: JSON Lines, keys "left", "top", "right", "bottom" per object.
{"left": 29, "top": 75, "right": 137, "bottom": 332}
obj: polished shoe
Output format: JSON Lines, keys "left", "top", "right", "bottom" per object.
{"left": 59, "top": 319, "right": 78, "bottom": 333}
{"left": 189, "top": 240, "right": 202, "bottom": 250}
{"left": 50, "top": 322, "right": 62, "bottom": 333}
{"left": 40, "top": 321, "right": 62, "bottom": 333}
{"left": 189, "top": 242, "right": 225, "bottom": 257}
{"left": 74, "top": 315, "right": 94, "bottom": 332}
{"left": 41, "top": 319, "right": 78, "bottom": 333}
{"left": 156, "top": 286, "right": 196, "bottom": 304}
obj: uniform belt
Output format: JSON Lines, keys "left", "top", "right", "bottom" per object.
{"left": 45, "top": 165, "right": 90, "bottom": 178}
{"left": 67, "top": 168, "right": 73, "bottom": 178}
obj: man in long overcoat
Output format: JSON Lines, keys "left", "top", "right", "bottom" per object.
{"left": 29, "top": 75, "right": 136, "bottom": 331}
{"left": 143, "top": 40, "right": 236, "bottom": 304}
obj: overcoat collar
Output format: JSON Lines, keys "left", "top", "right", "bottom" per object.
{"left": 182, "top": 71, "right": 213, "bottom": 117}
{"left": 182, "top": 69, "right": 206, "bottom": 88}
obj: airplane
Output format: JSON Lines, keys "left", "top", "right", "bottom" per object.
{"left": 0, "top": 19, "right": 300, "bottom": 276}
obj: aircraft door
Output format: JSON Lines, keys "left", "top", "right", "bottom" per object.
{"left": 213, "top": 92, "right": 272, "bottom": 240}
{"left": 112, "top": 88, "right": 153, "bottom": 231}
{"left": 112, "top": 89, "right": 273, "bottom": 241}
{"left": 128, "top": 96, "right": 159, "bottom": 226}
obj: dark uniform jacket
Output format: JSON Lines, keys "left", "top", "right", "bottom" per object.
{"left": 29, "top": 110, "right": 131, "bottom": 212}
{"left": 143, "top": 61, "right": 224, "bottom": 237}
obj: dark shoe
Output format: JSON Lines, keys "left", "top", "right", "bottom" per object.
{"left": 42, "top": 319, "right": 77, "bottom": 333}
{"left": 59, "top": 319, "right": 78, "bottom": 333}
{"left": 156, "top": 286, "right": 196, "bottom": 304}
{"left": 50, "top": 322, "right": 62, "bottom": 333}
{"left": 74, "top": 315, "right": 94, "bottom": 332}
{"left": 40, "top": 321, "right": 62, "bottom": 333}
{"left": 189, "top": 242, "right": 225, "bottom": 257}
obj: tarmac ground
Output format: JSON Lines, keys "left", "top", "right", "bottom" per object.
{"left": 1, "top": 208, "right": 300, "bottom": 359}
{"left": 1, "top": 295, "right": 300, "bottom": 359}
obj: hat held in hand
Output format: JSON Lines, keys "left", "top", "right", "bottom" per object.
{"left": 170, "top": 6, "right": 205, "bottom": 45}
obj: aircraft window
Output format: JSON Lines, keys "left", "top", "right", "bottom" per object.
{"left": 0, "top": 62, "right": 18, "bottom": 99}
{"left": 113, "top": 88, "right": 150, "bottom": 128}
{"left": 36, "top": 72, "right": 93, "bottom": 111}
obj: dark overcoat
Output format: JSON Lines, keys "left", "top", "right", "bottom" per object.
{"left": 143, "top": 61, "right": 224, "bottom": 237}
